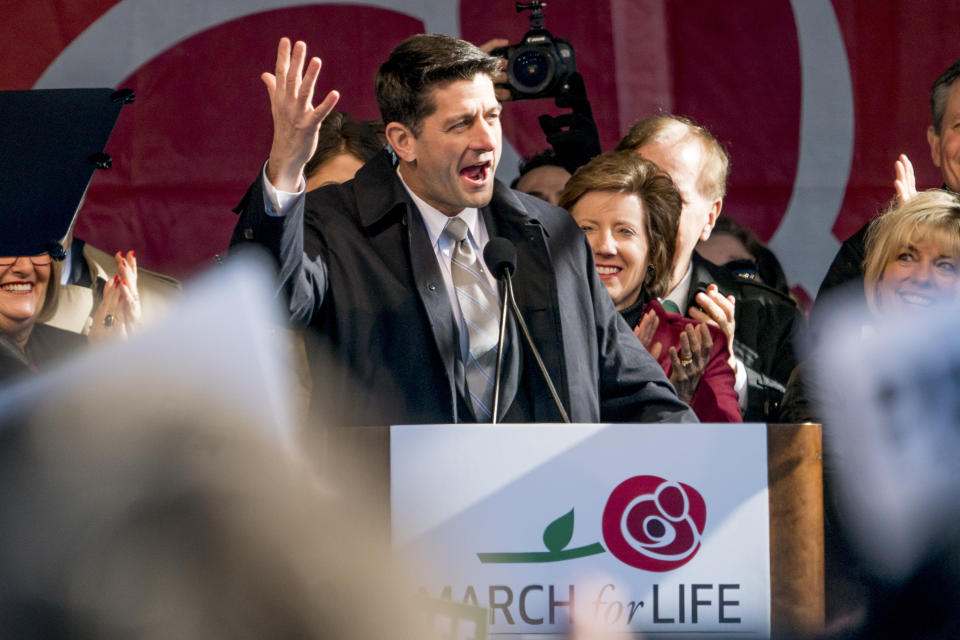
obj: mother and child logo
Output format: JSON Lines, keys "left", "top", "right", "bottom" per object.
{"left": 478, "top": 475, "right": 707, "bottom": 572}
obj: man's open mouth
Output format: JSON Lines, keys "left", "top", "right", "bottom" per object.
{"left": 460, "top": 161, "right": 491, "bottom": 186}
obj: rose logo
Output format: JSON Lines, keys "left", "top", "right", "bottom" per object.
{"left": 601, "top": 475, "right": 706, "bottom": 572}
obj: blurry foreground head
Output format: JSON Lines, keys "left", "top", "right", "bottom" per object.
{"left": 863, "top": 189, "right": 960, "bottom": 315}
{"left": 0, "top": 385, "right": 427, "bottom": 639}
{"left": 0, "top": 252, "right": 428, "bottom": 639}
{"left": 560, "top": 150, "right": 681, "bottom": 308}
{"left": 0, "top": 389, "right": 429, "bottom": 639}
{"left": 814, "top": 191, "right": 960, "bottom": 636}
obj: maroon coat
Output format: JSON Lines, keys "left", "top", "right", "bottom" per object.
{"left": 640, "top": 299, "right": 742, "bottom": 423}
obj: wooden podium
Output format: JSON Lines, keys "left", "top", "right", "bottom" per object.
{"left": 326, "top": 423, "right": 824, "bottom": 637}
{"left": 766, "top": 423, "right": 824, "bottom": 636}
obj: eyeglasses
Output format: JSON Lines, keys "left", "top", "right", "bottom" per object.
{"left": 0, "top": 254, "right": 54, "bottom": 267}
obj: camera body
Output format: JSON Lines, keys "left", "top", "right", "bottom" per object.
{"left": 491, "top": 2, "right": 578, "bottom": 101}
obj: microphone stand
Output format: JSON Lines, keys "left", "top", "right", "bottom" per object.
{"left": 491, "top": 274, "right": 510, "bottom": 424}
{"left": 503, "top": 276, "right": 570, "bottom": 423}
{"left": 485, "top": 238, "right": 570, "bottom": 424}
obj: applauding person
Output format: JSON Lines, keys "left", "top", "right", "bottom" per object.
{"left": 617, "top": 114, "right": 802, "bottom": 421}
{"left": 0, "top": 245, "right": 141, "bottom": 383}
{"left": 561, "top": 151, "right": 741, "bottom": 422}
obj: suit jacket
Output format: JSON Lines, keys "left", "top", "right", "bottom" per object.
{"left": 815, "top": 220, "right": 869, "bottom": 303}
{"left": 43, "top": 239, "right": 181, "bottom": 335}
{"left": 686, "top": 252, "right": 803, "bottom": 421}
{"left": 232, "top": 150, "right": 695, "bottom": 426}
{"left": 621, "top": 299, "right": 741, "bottom": 423}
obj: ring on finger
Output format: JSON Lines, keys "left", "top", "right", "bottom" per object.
{"left": 680, "top": 357, "right": 693, "bottom": 367}
{"left": 104, "top": 314, "right": 114, "bottom": 328}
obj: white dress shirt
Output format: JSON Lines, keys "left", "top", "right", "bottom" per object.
{"left": 261, "top": 163, "right": 500, "bottom": 363}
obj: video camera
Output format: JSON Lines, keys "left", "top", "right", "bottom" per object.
{"left": 490, "top": 1, "right": 578, "bottom": 101}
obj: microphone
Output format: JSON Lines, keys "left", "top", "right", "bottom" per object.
{"left": 483, "top": 238, "right": 517, "bottom": 278}
{"left": 483, "top": 239, "right": 515, "bottom": 423}
{"left": 484, "top": 238, "right": 570, "bottom": 423}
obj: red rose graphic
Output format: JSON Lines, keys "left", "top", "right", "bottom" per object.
{"left": 602, "top": 475, "right": 706, "bottom": 572}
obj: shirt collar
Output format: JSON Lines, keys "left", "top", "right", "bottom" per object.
{"left": 60, "top": 242, "right": 74, "bottom": 286}
{"left": 397, "top": 167, "right": 480, "bottom": 247}
{"left": 666, "top": 262, "right": 694, "bottom": 314}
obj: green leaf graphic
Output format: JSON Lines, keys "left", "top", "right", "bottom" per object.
{"left": 542, "top": 509, "right": 575, "bottom": 553}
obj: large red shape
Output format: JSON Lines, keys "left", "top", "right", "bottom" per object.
{"left": 0, "top": 0, "right": 122, "bottom": 90}
{"left": 462, "top": 1, "right": 802, "bottom": 243}
{"left": 665, "top": 1, "right": 801, "bottom": 242}
{"left": 74, "top": 6, "right": 423, "bottom": 278}
{"left": 602, "top": 474, "right": 707, "bottom": 572}
{"left": 830, "top": 0, "right": 960, "bottom": 242}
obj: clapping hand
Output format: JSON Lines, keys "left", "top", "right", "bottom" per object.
{"left": 666, "top": 323, "right": 713, "bottom": 404}
{"left": 89, "top": 250, "right": 141, "bottom": 342}
{"left": 689, "top": 284, "right": 737, "bottom": 374}
{"left": 634, "top": 309, "right": 712, "bottom": 404}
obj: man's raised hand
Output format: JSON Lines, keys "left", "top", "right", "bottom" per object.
{"left": 263, "top": 38, "right": 340, "bottom": 192}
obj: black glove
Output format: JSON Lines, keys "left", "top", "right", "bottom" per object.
{"left": 536, "top": 72, "right": 601, "bottom": 173}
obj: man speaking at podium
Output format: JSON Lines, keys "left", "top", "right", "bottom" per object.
{"left": 232, "top": 35, "right": 695, "bottom": 427}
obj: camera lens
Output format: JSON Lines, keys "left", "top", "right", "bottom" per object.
{"left": 509, "top": 47, "right": 555, "bottom": 95}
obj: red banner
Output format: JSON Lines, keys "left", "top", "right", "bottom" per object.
{"left": 3, "top": 1, "right": 958, "bottom": 295}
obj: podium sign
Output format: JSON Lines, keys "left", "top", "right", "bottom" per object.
{"left": 391, "top": 423, "right": 771, "bottom": 638}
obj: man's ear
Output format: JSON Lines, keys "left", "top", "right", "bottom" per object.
{"left": 699, "top": 198, "right": 723, "bottom": 242}
{"left": 385, "top": 122, "right": 416, "bottom": 163}
{"left": 928, "top": 124, "right": 943, "bottom": 169}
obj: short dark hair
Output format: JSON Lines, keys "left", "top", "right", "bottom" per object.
{"left": 304, "top": 110, "right": 382, "bottom": 179}
{"left": 616, "top": 113, "right": 730, "bottom": 201}
{"left": 375, "top": 34, "right": 501, "bottom": 136}
{"left": 510, "top": 149, "right": 565, "bottom": 189}
{"left": 709, "top": 216, "right": 790, "bottom": 294}
{"left": 931, "top": 58, "right": 960, "bottom": 133}
{"left": 559, "top": 150, "right": 681, "bottom": 300}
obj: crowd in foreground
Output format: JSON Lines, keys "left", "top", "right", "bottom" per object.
{"left": 2, "top": 33, "right": 960, "bottom": 639}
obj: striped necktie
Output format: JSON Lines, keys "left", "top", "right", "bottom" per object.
{"left": 444, "top": 217, "right": 500, "bottom": 421}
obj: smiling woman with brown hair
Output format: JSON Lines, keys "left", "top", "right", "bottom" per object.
{"left": 560, "top": 150, "right": 741, "bottom": 422}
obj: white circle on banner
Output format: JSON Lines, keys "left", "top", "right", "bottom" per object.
{"left": 34, "top": 0, "right": 854, "bottom": 289}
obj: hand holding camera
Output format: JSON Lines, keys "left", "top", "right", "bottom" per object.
{"left": 485, "top": 1, "right": 601, "bottom": 172}
{"left": 489, "top": 1, "right": 578, "bottom": 102}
